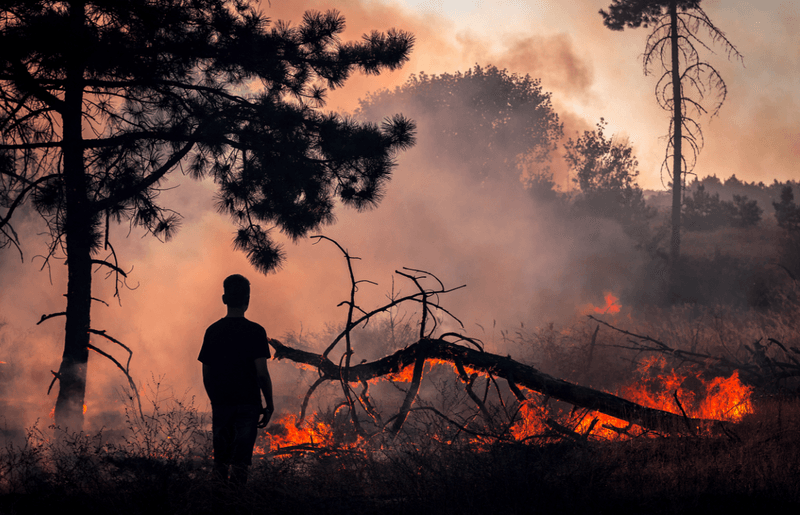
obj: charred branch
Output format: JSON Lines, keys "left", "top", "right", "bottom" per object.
{"left": 270, "top": 335, "right": 707, "bottom": 435}
{"left": 357, "top": 378, "right": 383, "bottom": 427}
{"left": 88, "top": 329, "right": 133, "bottom": 371}
{"left": 299, "top": 376, "right": 327, "bottom": 424}
{"left": 391, "top": 353, "right": 426, "bottom": 435}
{"left": 454, "top": 358, "right": 493, "bottom": 424}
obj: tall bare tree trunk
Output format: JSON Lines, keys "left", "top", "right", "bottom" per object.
{"left": 668, "top": 0, "right": 683, "bottom": 297}
{"left": 53, "top": 0, "right": 90, "bottom": 430}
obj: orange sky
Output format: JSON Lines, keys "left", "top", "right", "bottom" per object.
{"left": 269, "top": 0, "right": 799, "bottom": 190}
{"left": 1, "top": 0, "right": 797, "bottom": 429}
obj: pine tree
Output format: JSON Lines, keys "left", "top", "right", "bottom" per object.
{"left": 0, "top": 0, "right": 415, "bottom": 428}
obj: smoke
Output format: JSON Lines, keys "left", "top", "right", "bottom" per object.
{"left": 0, "top": 0, "right": 630, "bottom": 431}
{"left": 2, "top": 0, "right": 797, "bottom": 432}
{"left": 456, "top": 32, "right": 594, "bottom": 99}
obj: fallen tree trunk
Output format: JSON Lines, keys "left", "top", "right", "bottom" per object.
{"left": 270, "top": 336, "right": 710, "bottom": 435}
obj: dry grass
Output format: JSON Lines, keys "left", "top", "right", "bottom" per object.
{"left": 2, "top": 384, "right": 799, "bottom": 514}
{"left": 3, "top": 301, "right": 800, "bottom": 514}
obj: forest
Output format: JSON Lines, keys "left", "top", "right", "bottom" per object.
{"left": 1, "top": 1, "right": 800, "bottom": 514}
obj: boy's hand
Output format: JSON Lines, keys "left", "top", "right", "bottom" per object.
{"left": 258, "top": 406, "right": 274, "bottom": 428}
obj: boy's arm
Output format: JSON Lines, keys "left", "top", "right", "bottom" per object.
{"left": 255, "top": 358, "right": 274, "bottom": 426}
{"left": 201, "top": 363, "right": 212, "bottom": 397}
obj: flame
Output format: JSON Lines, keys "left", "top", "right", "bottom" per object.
{"left": 617, "top": 356, "right": 753, "bottom": 423}
{"left": 593, "top": 292, "right": 621, "bottom": 314}
{"left": 270, "top": 356, "right": 752, "bottom": 450}
{"left": 379, "top": 359, "right": 483, "bottom": 384}
{"left": 579, "top": 291, "right": 623, "bottom": 316}
{"left": 509, "top": 397, "right": 549, "bottom": 441}
{"left": 575, "top": 357, "right": 752, "bottom": 439}
{"left": 47, "top": 404, "right": 89, "bottom": 418}
{"left": 259, "top": 413, "right": 366, "bottom": 454}
{"left": 509, "top": 356, "right": 753, "bottom": 441}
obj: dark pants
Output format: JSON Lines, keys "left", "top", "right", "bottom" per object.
{"left": 211, "top": 404, "right": 261, "bottom": 484}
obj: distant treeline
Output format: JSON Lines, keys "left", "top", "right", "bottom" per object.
{"left": 643, "top": 175, "right": 800, "bottom": 232}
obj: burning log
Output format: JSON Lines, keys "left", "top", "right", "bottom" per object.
{"left": 269, "top": 335, "right": 709, "bottom": 435}
{"left": 270, "top": 237, "right": 727, "bottom": 443}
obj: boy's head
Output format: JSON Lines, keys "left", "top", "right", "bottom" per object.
{"left": 222, "top": 274, "right": 250, "bottom": 309}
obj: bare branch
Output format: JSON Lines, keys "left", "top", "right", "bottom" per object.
{"left": 390, "top": 353, "right": 427, "bottom": 435}
{"left": 37, "top": 312, "right": 66, "bottom": 325}
{"left": 88, "top": 329, "right": 134, "bottom": 371}
{"left": 87, "top": 343, "right": 142, "bottom": 420}
{"left": 90, "top": 259, "right": 128, "bottom": 278}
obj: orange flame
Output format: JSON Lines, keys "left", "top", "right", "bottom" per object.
{"left": 579, "top": 291, "right": 623, "bottom": 316}
{"left": 618, "top": 356, "right": 753, "bottom": 422}
{"left": 258, "top": 413, "right": 366, "bottom": 454}
{"left": 593, "top": 292, "right": 621, "bottom": 314}
{"left": 509, "top": 398, "right": 549, "bottom": 441}
{"left": 271, "top": 355, "right": 752, "bottom": 448}
{"left": 48, "top": 404, "right": 89, "bottom": 418}
{"left": 510, "top": 356, "right": 753, "bottom": 441}
{"left": 379, "top": 359, "right": 483, "bottom": 384}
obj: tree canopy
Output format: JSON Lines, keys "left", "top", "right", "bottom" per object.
{"left": 563, "top": 119, "right": 653, "bottom": 227}
{"left": 600, "top": 0, "right": 700, "bottom": 30}
{"left": 682, "top": 185, "right": 761, "bottom": 231}
{"left": 356, "top": 65, "right": 562, "bottom": 183}
{"left": 1, "top": 0, "right": 415, "bottom": 272}
{"left": 0, "top": 0, "right": 415, "bottom": 427}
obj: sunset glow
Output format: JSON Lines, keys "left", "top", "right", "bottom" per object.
{"left": 0, "top": 0, "right": 790, "bottom": 450}
{"left": 4, "top": 4, "right": 800, "bottom": 512}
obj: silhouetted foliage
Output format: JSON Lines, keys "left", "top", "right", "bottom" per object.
{"left": 773, "top": 186, "right": 800, "bottom": 232}
{"left": 731, "top": 195, "right": 762, "bottom": 228}
{"left": 357, "top": 65, "right": 563, "bottom": 183}
{"left": 563, "top": 120, "right": 654, "bottom": 228}
{"left": 0, "top": 0, "right": 415, "bottom": 427}
{"left": 525, "top": 171, "right": 563, "bottom": 204}
{"left": 682, "top": 184, "right": 732, "bottom": 231}
{"left": 682, "top": 185, "right": 761, "bottom": 231}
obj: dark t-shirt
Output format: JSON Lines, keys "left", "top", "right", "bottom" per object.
{"left": 198, "top": 317, "right": 270, "bottom": 406}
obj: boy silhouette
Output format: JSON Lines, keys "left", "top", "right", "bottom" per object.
{"left": 198, "top": 274, "right": 274, "bottom": 484}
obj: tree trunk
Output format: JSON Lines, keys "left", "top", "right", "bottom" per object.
{"left": 668, "top": 0, "right": 683, "bottom": 297}
{"left": 270, "top": 337, "right": 709, "bottom": 435}
{"left": 53, "top": 0, "right": 90, "bottom": 430}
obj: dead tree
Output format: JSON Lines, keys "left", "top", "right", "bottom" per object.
{"left": 271, "top": 335, "right": 706, "bottom": 436}
{"left": 272, "top": 237, "right": 713, "bottom": 439}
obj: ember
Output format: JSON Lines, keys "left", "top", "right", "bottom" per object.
{"left": 259, "top": 413, "right": 365, "bottom": 454}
